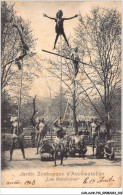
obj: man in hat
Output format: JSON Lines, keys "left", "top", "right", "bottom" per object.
{"left": 9, "top": 117, "right": 26, "bottom": 161}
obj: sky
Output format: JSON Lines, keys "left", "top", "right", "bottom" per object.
{"left": 12, "top": 1, "right": 121, "bottom": 99}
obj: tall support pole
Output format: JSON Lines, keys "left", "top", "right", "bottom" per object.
{"left": 49, "top": 88, "right": 52, "bottom": 139}
{"left": 73, "top": 77, "right": 78, "bottom": 135}
{"left": 60, "top": 35, "right": 62, "bottom": 126}
{"left": 17, "top": 60, "right": 23, "bottom": 134}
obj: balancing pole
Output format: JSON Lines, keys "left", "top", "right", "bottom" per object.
{"left": 42, "top": 49, "right": 93, "bottom": 68}
{"left": 42, "top": 49, "right": 70, "bottom": 60}
{"left": 60, "top": 36, "right": 63, "bottom": 126}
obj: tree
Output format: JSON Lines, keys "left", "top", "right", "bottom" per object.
{"left": 45, "top": 7, "right": 121, "bottom": 137}
{"left": 1, "top": 2, "right": 41, "bottom": 128}
{"left": 74, "top": 7, "right": 121, "bottom": 138}
{"left": 1, "top": 1, "right": 39, "bottom": 90}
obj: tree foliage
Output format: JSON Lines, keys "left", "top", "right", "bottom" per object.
{"left": 45, "top": 7, "right": 121, "bottom": 136}
{"left": 74, "top": 8, "right": 121, "bottom": 136}
{"left": 1, "top": 2, "right": 41, "bottom": 128}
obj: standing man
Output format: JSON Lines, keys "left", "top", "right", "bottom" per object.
{"left": 35, "top": 118, "right": 47, "bottom": 154}
{"left": 90, "top": 118, "right": 97, "bottom": 155}
{"left": 10, "top": 117, "right": 26, "bottom": 161}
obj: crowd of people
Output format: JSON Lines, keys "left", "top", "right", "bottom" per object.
{"left": 8, "top": 116, "right": 115, "bottom": 161}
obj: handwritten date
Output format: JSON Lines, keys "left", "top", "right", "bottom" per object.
{"left": 24, "top": 180, "right": 35, "bottom": 185}
{"left": 83, "top": 176, "right": 114, "bottom": 184}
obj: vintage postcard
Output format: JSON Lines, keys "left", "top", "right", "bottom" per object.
{"left": 1, "top": 1, "right": 122, "bottom": 188}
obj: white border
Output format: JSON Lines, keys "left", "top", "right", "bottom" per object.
{"left": 0, "top": 0, "right": 123, "bottom": 194}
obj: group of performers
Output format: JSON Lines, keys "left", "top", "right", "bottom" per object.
{"left": 89, "top": 118, "right": 115, "bottom": 159}
{"left": 9, "top": 116, "right": 115, "bottom": 161}
{"left": 9, "top": 116, "right": 46, "bottom": 161}
{"left": 9, "top": 10, "right": 114, "bottom": 161}
{"left": 13, "top": 10, "right": 80, "bottom": 78}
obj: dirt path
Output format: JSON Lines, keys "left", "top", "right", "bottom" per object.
{"left": 2, "top": 146, "right": 121, "bottom": 170}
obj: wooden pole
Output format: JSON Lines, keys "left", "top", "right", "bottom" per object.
{"left": 60, "top": 36, "right": 62, "bottom": 126}
{"left": 42, "top": 49, "right": 92, "bottom": 67}
{"left": 73, "top": 79, "right": 78, "bottom": 134}
{"left": 49, "top": 87, "right": 52, "bottom": 139}
{"left": 42, "top": 49, "right": 70, "bottom": 60}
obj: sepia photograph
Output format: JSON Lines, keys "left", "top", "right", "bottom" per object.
{"left": 1, "top": 0, "right": 122, "bottom": 188}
